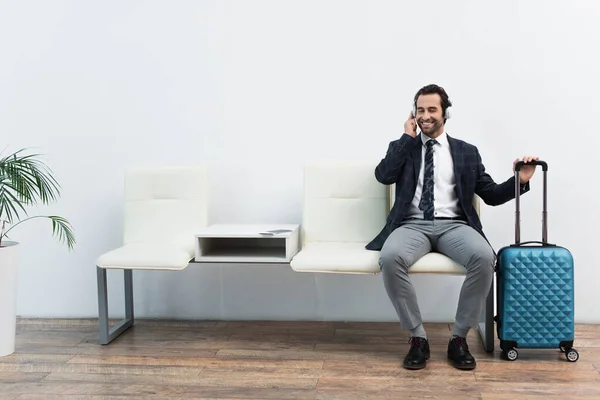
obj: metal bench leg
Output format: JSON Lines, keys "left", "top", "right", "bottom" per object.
{"left": 477, "top": 279, "right": 494, "bottom": 353}
{"left": 97, "top": 267, "right": 134, "bottom": 345}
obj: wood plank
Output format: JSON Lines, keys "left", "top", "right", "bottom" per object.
{"left": 474, "top": 381, "right": 600, "bottom": 397}
{"left": 316, "top": 377, "right": 479, "bottom": 393}
{"left": 15, "top": 335, "right": 86, "bottom": 347}
{"left": 574, "top": 324, "right": 600, "bottom": 332}
{"left": 481, "top": 394, "right": 600, "bottom": 400}
{"left": 475, "top": 358, "right": 598, "bottom": 372}
{"left": 83, "top": 328, "right": 232, "bottom": 341}
{"left": 15, "top": 344, "right": 218, "bottom": 358}
{"left": 67, "top": 355, "right": 323, "bottom": 369}
{"left": 175, "top": 376, "right": 317, "bottom": 390}
{"left": 200, "top": 362, "right": 475, "bottom": 379}
{"left": 216, "top": 348, "right": 399, "bottom": 361}
{"left": 17, "top": 318, "right": 100, "bottom": 327}
{"left": 77, "top": 337, "right": 315, "bottom": 351}
{"left": 15, "top": 325, "right": 97, "bottom": 333}
{"left": 198, "top": 366, "right": 399, "bottom": 379}
{"left": 182, "top": 387, "right": 317, "bottom": 399}
{"left": 0, "top": 354, "right": 73, "bottom": 364}
{"left": 571, "top": 338, "right": 600, "bottom": 347}
{"left": 475, "top": 369, "right": 600, "bottom": 384}
{"left": 315, "top": 390, "right": 482, "bottom": 400}
{"left": 16, "top": 396, "right": 181, "bottom": 400}
{"left": 0, "top": 362, "right": 206, "bottom": 376}
{"left": 42, "top": 372, "right": 205, "bottom": 386}
{"left": 314, "top": 343, "right": 408, "bottom": 352}
{"left": 0, "top": 382, "right": 188, "bottom": 397}
{"left": 16, "top": 330, "right": 90, "bottom": 340}
{"left": 0, "top": 372, "right": 49, "bottom": 384}
{"left": 229, "top": 333, "right": 410, "bottom": 346}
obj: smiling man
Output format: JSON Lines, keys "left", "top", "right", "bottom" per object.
{"left": 366, "top": 84, "right": 539, "bottom": 370}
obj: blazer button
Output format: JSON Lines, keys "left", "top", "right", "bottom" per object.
{"left": 405, "top": 203, "right": 410, "bottom": 207}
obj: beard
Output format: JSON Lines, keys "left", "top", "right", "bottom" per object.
{"left": 418, "top": 118, "right": 443, "bottom": 137}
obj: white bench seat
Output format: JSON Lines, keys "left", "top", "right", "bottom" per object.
{"left": 290, "top": 162, "right": 494, "bottom": 352}
{"left": 291, "top": 242, "right": 466, "bottom": 275}
{"left": 96, "top": 243, "right": 194, "bottom": 271}
{"left": 291, "top": 242, "right": 380, "bottom": 274}
{"left": 95, "top": 166, "right": 208, "bottom": 345}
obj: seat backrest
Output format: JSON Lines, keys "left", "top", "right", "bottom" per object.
{"left": 123, "top": 166, "right": 209, "bottom": 251}
{"left": 301, "top": 163, "right": 388, "bottom": 245}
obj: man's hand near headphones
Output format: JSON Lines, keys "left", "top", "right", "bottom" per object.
{"left": 404, "top": 111, "right": 417, "bottom": 138}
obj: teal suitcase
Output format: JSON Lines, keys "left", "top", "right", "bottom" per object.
{"left": 495, "top": 161, "right": 578, "bottom": 362}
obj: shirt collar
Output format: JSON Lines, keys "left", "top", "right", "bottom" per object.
{"left": 421, "top": 131, "right": 448, "bottom": 147}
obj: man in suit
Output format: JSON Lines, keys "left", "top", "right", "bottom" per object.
{"left": 366, "top": 84, "right": 539, "bottom": 370}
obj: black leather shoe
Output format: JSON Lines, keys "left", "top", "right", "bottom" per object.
{"left": 403, "top": 337, "right": 430, "bottom": 370}
{"left": 447, "top": 336, "right": 476, "bottom": 370}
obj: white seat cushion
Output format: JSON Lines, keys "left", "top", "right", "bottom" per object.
{"left": 291, "top": 242, "right": 381, "bottom": 274}
{"left": 290, "top": 243, "right": 466, "bottom": 275}
{"left": 96, "top": 243, "right": 194, "bottom": 271}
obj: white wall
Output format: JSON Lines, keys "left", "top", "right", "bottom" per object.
{"left": 2, "top": 0, "right": 599, "bottom": 323}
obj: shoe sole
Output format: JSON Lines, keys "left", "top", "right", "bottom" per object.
{"left": 449, "top": 361, "right": 476, "bottom": 370}
{"left": 403, "top": 364, "right": 426, "bottom": 370}
{"left": 403, "top": 354, "right": 430, "bottom": 370}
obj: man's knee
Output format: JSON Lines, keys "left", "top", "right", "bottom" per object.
{"left": 379, "top": 246, "right": 411, "bottom": 275}
{"left": 466, "top": 245, "right": 495, "bottom": 275}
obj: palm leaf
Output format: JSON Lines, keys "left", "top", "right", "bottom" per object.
{"left": 50, "top": 215, "right": 76, "bottom": 251}
{"left": 0, "top": 181, "right": 27, "bottom": 222}
{"left": 1, "top": 215, "right": 76, "bottom": 251}
{"left": 0, "top": 149, "right": 61, "bottom": 220}
{"left": 0, "top": 148, "right": 75, "bottom": 250}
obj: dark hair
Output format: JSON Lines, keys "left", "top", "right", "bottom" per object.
{"left": 413, "top": 84, "right": 452, "bottom": 119}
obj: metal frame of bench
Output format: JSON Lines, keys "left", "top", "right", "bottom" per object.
{"left": 96, "top": 267, "right": 134, "bottom": 345}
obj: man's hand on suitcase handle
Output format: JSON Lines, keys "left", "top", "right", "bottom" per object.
{"left": 513, "top": 156, "right": 540, "bottom": 184}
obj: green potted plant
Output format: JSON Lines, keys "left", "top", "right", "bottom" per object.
{"left": 0, "top": 148, "right": 75, "bottom": 357}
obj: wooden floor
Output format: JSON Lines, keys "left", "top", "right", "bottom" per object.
{"left": 0, "top": 319, "right": 599, "bottom": 399}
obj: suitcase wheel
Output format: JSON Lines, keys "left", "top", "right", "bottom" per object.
{"left": 565, "top": 349, "right": 579, "bottom": 362}
{"left": 502, "top": 348, "right": 518, "bottom": 361}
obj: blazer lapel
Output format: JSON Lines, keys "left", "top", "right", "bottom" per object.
{"left": 411, "top": 133, "right": 423, "bottom": 184}
{"left": 448, "top": 135, "right": 464, "bottom": 199}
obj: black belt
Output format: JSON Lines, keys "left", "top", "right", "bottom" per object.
{"left": 403, "top": 216, "right": 467, "bottom": 221}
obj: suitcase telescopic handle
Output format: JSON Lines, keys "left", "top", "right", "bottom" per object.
{"left": 514, "top": 160, "right": 548, "bottom": 172}
{"left": 514, "top": 160, "right": 548, "bottom": 245}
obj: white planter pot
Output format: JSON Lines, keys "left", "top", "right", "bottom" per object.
{"left": 0, "top": 241, "right": 19, "bottom": 357}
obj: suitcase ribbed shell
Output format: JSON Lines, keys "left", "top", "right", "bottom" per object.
{"left": 497, "top": 246, "right": 575, "bottom": 348}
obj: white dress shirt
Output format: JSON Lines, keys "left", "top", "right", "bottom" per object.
{"left": 406, "top": 131, "right": 464, "bottom": 219}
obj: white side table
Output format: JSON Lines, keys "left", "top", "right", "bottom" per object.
{"left": 193, "top": 224, "right": 300, "bottom": 263}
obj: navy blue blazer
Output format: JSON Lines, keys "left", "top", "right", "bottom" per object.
{"left": 366, "top": 133, "right": 530, "bottom": 251}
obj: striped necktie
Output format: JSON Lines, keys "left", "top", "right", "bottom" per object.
{"left": 419, "top": 139, "right": 438, "bottom": 220}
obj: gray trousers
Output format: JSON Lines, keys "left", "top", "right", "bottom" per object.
{"left": 379, "top": 219, "right": 495, "bottom": 333}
